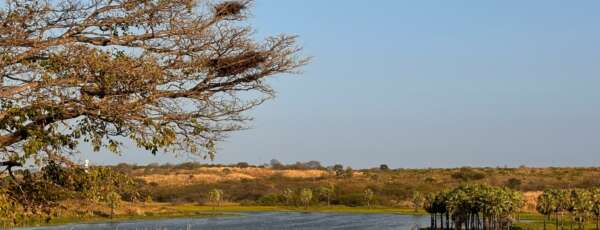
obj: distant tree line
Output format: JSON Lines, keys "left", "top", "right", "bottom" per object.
{"left": 110, "top": 160, "right": 331, "bottom": 172}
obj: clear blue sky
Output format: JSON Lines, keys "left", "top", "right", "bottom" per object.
{"left": 82, "top": 0, "right": 600, "bottom": 168}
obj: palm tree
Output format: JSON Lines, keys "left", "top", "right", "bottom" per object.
{"left": 565, "top": 190, "right": 579, "bottom": 230}
{"left": 106, "top": 191, "right": 121, "bottom": 218}
{"left": 538, "top": 192, "right": 554, "bottom": 230}
{"left": 364, "top": 188, "right": 374, "bottom": 208}
{"left": 569, "top": 189, "right": 590, "bottom": 230}
{"left": 412, "top": 191, "right": 425, "bottom": 212}
{"left": 283, "top": 188, "right": 295, "bottom": 206}
{"left": 424, "top": 193, "right": 437, "bottom": 229}
{"left": 299, "top": 188, "right": 313, "bottom": 209}
{"left": 591, "top": 188, "right": 600, "bottom": 230}
{"left": 319, "top": 183, "right": 335, "bottom": 206}
{"left": 208, "top": 189, "right": 224, "bottom": 211}
{"left": 550, "top": 189, "right": 567, "bottom": 230}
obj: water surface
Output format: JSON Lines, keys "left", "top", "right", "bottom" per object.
{"left": 22, "top": 212, "right": 429, "bottom": 230}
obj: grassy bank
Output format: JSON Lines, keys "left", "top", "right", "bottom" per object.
{"left": 173, "top": 204, "right": 427, "bottom": 215}
{"left": 21, "top": 202, "right": 235, "bottom": 228}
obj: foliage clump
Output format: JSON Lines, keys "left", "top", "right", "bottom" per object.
{"left": 214, "top": 1, "right": 248, "bottom": 18}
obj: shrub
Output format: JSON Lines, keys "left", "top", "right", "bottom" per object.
{"left": 106, "top": 191, "right": 122, "bottom": 218}
{"left": 505, "top": 178, "right": 522, "bottom": 190}
{"left": 451, "top": 168, "right": 486, "bottom": 181}
{"left": 257, "top": 194, "right": 284, "bottom": 206}
{"left": 236, "top": 162, "right": 250, "bottom": 168}
{"left": 335, "top": 193, "right": 364, "bottom": 207}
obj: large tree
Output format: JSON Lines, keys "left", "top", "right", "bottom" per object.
{"left": 0, "top": 0, "right": 307, "bottom": 170}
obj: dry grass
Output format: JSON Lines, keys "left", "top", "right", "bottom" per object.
{"left": 138, "top": 167, "right": 329, "bottom": 185}
{"left": 522, "top": 191, "right": 542, "bottom": 211}
{"left": 54, "top": 199, "right": 173, "bottom": 218}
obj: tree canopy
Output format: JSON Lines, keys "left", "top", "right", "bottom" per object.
{"left": 0, "top": 0, "right": 308, "bottom": 168}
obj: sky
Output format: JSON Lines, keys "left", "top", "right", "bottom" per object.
{"left": 81, "top": 0, "right": 600, "bottom": 168}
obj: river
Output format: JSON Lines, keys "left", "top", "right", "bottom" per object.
{"left": 21, "top": 212, "right": 430, "bottom": 230}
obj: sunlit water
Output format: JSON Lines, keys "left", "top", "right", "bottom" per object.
{"left": 20, "top": 212, "right": 430, "bottom": 230}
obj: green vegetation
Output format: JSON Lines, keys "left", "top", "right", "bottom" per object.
{"left": 423, "top": 184, "right": 523, "bottom": 229}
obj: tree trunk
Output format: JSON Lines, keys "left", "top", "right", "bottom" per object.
{"left": 440, "top": 213, "right": 443, "bottom": 230}
{"left": 543, "top": 215, "right": 546, "bottom": 230}
{"left": 570, "top": 214, "right": 573, "bottom": 230}
{"left": 483, "top": 216, "right": 487, "bottom": 230}
{"left": 447, "top": 212, "right": 450, "bottom": 230}
{"left": 466, "top": 214, "right": 470, "bottom": 230}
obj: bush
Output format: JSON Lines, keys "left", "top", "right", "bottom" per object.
{"left": 333, "top": 164, "right": 344, "bottom": 176}
{"left": 380, "top": 164, "right": 389, "bottom": 171}
{"left": 257, "top": 194, "right": 284, "bottom": 206}
{"left": 451, "top": 168, "right": 486, "bottom": 181}
{"left": 505, "top": 178, "right": 522, "bottom": 190}
{"left": 335, "top": 193, "right": 364, "bottom": 207}
{"left": 236, "top": 162, "right": 250, "bottom": 168}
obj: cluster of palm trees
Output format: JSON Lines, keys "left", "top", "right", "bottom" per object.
{"left": 536, "top": 188, "right": 600, "bottom": 230}
{"left": 424, "top": 184, "right": 523, "bottom": 230}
